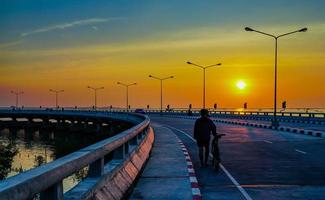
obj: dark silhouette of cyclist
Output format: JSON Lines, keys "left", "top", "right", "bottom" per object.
{"left": 194, "top": 109, "right": 216, "bottom": 167}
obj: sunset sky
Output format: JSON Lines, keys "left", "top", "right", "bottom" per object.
{"left": 1, "top": 0, "right": 324, "bottom": 109}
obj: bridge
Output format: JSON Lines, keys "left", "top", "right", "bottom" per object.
{"left": 0, "top": 108, "right": 325, "bottom": 200}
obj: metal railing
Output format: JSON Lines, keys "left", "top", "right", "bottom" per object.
{"left": 142, "top": 109, "right": 325, "bottom": 120}
{"left": 2, "top": 106, "right": 324, "bottom": 125}
{"left": 2, "top": 107, "right": 324, "bottom": 118}
{"left": 0, "top": 109, "right": 150, "bottom": 200}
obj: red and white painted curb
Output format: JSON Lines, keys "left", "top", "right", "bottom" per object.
{"left": 177, "top": 139, "right": 202, "bottom": 200}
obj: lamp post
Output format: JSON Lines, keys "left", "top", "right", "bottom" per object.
{"left": 117, "top": 82, "right": 137, "bottom": 112}
{"left": 245, "top": 27, "right": 307, "bottom": 127}
{"left": 148, "top": 75, "right": 174, "bottom": 114}
{"left": 87, "top": 86, "right": 104, "bottom": 110}
{"left": 187, "top": 61, "right": 221, "bottom": 109}
{"left": 10, "top": 91, "right": 24, "bottom": 108}
{"left": 49, "top": 89, "right": 64, "bottom": 109}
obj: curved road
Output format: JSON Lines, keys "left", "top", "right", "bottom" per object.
{"left": 212, "top": 117, "right": 325, "bottom": 132}
{"left": 150, "top": 115, "right": 325, "bottom": 200}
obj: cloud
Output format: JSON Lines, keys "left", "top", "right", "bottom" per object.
{"left": 21, "top": 18, "right": 119, "bottom": 37}
{"left": 0, "top": 26, "right": 313, "bottom": 59}
{"left": 0, "top": 40, "right": 23, "bottom": 49}
{"left": 1, "top": 22, "right": 320, "bottom": 59}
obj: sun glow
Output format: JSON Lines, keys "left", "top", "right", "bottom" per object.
{"left": 236, "top": 80, "right": 246, "bottom": 90}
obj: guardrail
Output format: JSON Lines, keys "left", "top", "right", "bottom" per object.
{"left": 0, "top": 109, "right": 143, "bottom": 123}
{"left": 0, "top": 109, "right": 152, "bottom": 200}
{"left": 143, "top": 109, "right": 325, "bottom": 118}
{"left": 138, "top": 110, "right": 325, "bottom": 124}
{"left": 2, "top": 106, "right": 325, "bottom": 125}
{"left": 2, "top": 107, "right": 324, "bottom": 118}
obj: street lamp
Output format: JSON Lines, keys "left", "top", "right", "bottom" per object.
{"left": 49, "top": 89, "right": 64, "bottom": 109}
{"left": 87, "top": 86, "right": 104, "bottom": 110}
{"left": 245, "top": 26, "right": 307, "bottom": 127}
{"left": 149, "top": 75, "right": 174, "bottom": 114}
{"left": 10, "top": 91, "right": 24, "bottom": 108}
{"left": 187, "top": 61, "right": 221, "bottom": 109}
{"left": 117, "top": 82, "right": 137, "bottom": 112}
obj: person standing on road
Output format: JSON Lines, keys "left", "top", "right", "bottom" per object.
{"left": 194, "top": 109, "right": 216, "bottom": 167}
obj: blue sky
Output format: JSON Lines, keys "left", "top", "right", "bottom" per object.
{"left": 1, "top": 0, "right": 324, "bottom": 50}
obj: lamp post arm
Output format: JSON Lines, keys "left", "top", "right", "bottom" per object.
{"left": 161, "top": 76, "right": 174, "bottom": 81}
{"left": 118, "top": 82, "right": 136, "bottom": 87}
{"left": 188, "top": 62, "right": 205, "bottom": 69}
{"left": 277, "top": 30, "right": 301, "bottom": 38}
{"left": 252, "top": 30, "right": 276, "bottom": 38}
{"left": 87, "top": 86, "right": 95, "bottom": 90}
{"left": 11, "top": 91, "right": 24, "bottom": 95}
{"left": 117, "top": 82, "right": 127, "bottom": 87}
{"left": 127, "top": 83, "right": 137, "bottom": 87}
{"left": 205, "top": 63, "right": 221, "bottom": 69}
{"left": 50, "top": 89, "right": 64, "bottom": 94}
{"left": 149, "top": 75, "right": 162, "bottom": 80}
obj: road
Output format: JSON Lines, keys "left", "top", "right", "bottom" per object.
{"left": 150, "top": 115, "right": 325, "bottom": 200}
{"left": 211, "top": 117, "right": 325, "bottom": 132}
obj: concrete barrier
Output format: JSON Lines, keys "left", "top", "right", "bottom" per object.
{"left": 65, "top": 127, "right": 154, "bottom": 200}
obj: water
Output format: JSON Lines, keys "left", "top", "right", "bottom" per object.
{"left": 0, "top": 121, "right": 133, "bottom": 192}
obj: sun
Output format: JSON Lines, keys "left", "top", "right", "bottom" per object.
{"left": 236, "top": 80, "right": 246, "bottom": 90}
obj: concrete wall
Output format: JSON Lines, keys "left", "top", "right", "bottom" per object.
{"left": 65, "top": 127, "right": 155, "bottom": 200}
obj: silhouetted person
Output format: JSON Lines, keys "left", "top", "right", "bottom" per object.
{"left": 194, "top": 109, "right": 216, "bottom": 167}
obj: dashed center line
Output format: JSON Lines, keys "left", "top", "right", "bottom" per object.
{"left": 263, "top": 140, "right": 273, "bottom": 144}
{"left": 295, "top": 149, "right": 307, "bottom": 154}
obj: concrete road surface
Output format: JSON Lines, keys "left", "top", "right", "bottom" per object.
{"left": 212, "top": 117, "right": 325, "bottom": 132}
{"left": 150, "top": 115, "right": 325, "bottom": 200}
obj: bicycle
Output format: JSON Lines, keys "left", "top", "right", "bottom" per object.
{"left": 211, "top": 133, "right": 225, "bottom": 171}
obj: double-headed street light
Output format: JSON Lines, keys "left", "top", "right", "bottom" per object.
{"left": 117, "top": 82, "right": 137, "bottom": 112}
{"left": 10, "top": 91, "right": 24, "bottom": 108}
{"left": 245, "top": 27, "right": 307, "bottom": 127}
{"left": 49, "top": 89, "right": 64, "bottom": 109}
{"left": 87, "top": 86, "right": 104, "bottom": 110}
{"left": 149, "top": 75, "right": 174, "bottom": 114}
{"left": 187, "top": 61, "right": 221, "bottom": 109}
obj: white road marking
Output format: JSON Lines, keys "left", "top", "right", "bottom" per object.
{"left": 189, "top": 176, "right": 198, "bottom": 183}
{"left": 191, "top": 188, "right": 201, "bottom": 195}
{"left": 219, "top": 163, "right": 253, "bottom": 200}
{"left": 295, "top": 149, "right": 307, "bottom": 154}
{"left": 165, "top": 125, "right": 253, "bottom": 200}
{"left": 263, "top": 140, "right": 273, "bottom": 144}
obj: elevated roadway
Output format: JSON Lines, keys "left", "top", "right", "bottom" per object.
{"left": 149, "top": 115, "right": 325, "bottom": 200}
